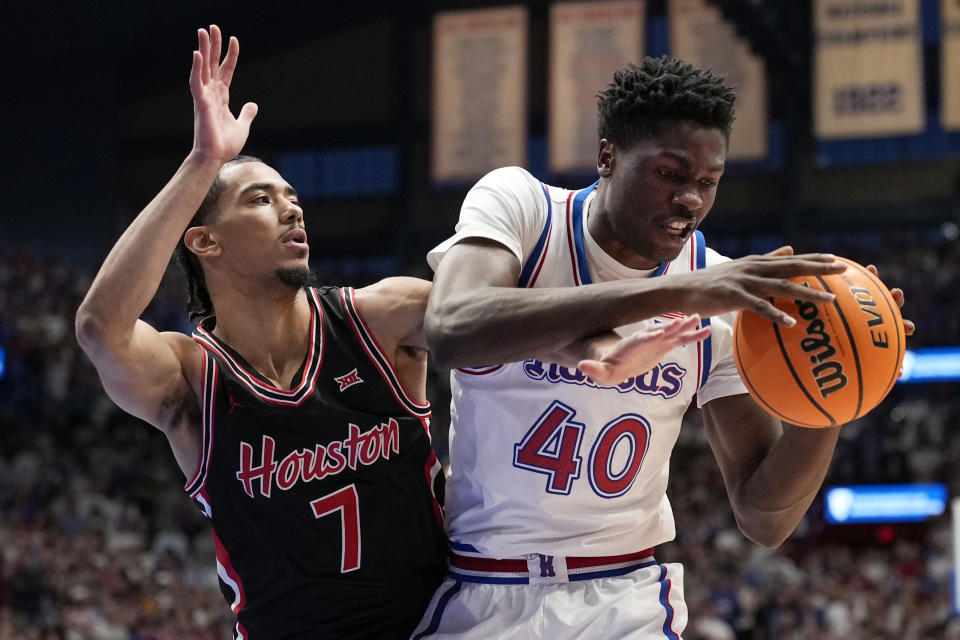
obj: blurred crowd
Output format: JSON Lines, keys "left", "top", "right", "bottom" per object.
{"left": 0, "top": 223, "right": 958, "bottom": 639}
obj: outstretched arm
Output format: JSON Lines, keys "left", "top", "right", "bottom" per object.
{"left": 76, "top": 26, "right": 257, "bottom": 434}
{"left": 426, "top": 239, "right": 845, "bottom": 369}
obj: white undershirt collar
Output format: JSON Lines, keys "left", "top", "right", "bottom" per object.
{"left": 582, "top": 192, "right": 659, "bottom": 282}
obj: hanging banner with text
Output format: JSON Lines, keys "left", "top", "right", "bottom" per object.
{"left": 942, "top": 0, "right": 960, "bottom": 130}
{"left": 813, "top": 0, "right": 925, "bottom": 139}
{"left": 669, "top": 0, "right": 769, "bottom": 161}
{"left": 432, "top": 7, "right": 528, "bottom": 182}
{"left": 549, "top": 0, "right": 645, "bottom": 174}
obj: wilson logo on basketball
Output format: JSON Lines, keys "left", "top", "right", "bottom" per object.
{"left": 733, "top": 257, "right": 906, "bottom": 428}
{"left": 794, "top": 296, "right": 848, "bottom": 398}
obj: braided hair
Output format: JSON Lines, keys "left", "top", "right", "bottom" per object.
{"left": 596, "top": 57, "right": 736, "bottom": 149}
{"left": 174, "top": 154, "right": 262, "bottom": 321}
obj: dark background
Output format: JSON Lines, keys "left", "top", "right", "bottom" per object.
{"left": 2, "top": 2, "right": 959, "bottom": 637}
{"left": 5, "top": 0, "right": 960, "bottom": 270}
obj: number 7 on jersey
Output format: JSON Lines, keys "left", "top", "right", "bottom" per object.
{"left": 310, "top": 484, "right": 361, "bottom": 572}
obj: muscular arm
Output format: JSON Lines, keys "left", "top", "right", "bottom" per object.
{"left": 702, "top": 394, "right": 841, "bottom": 548}
{"left": 75, "top": 154, "right": 218, "bottom": 427}
{"left": 353, "top": 277, "right": 433, "bottom": 404}
{"left": 426, "top": 238, "right": 844, "bottom": 369}
{"left": 76, "top": 27, "right": 255, "bottom": 437}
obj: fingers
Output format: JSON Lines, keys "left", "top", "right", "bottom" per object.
{"left": 903, "top": 319, "right": 916, "bottom": 336}
{"left": 657, "top": 314, "right": 700, "bottom": 336}
{"left": 220, "top": 36, "right": 241, "bottom": 87}
{"left": 890, "top": 287, "right": 904, "bottom": 308}
{"left": 209, "top": 25, "right": 223, "bottom": 81}
{"left": 614, "top": 328, "right": 665, "bottom": 353}
{"left": 765, "top": 278, "right": 836, "bottom": 304}
{"left": 672, "top": 324, "right": 712, "bottom": 346}
{"left": 763, "top": 246, "right": 841, "bottom": 265}
{"left": 577, "top": 360, "right": 610, "bottom": 382}
{"left": 758, "top": 256, "right": 846, "bottom": 278}
{"left": 238, "top": 102, "right": 259, "bottom": 126}
{"left": 189, "top": 50, "right": 202, "bottom": 95}
{"left": 198, "top": 28, "right": 211, "bottom": 84}
{"left": 743, "top": 296, "right": 798, "bottom": 327}
{"left": 654, "top": 315, "right": 710, "bottom": 345}
{"left": 765, "top": 246, "right": 795, "bottom": 257}
{"left": 865, "top": 266, "right": 913, "bottom": 335}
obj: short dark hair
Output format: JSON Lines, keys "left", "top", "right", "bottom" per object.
{"left": 174, "top": 154, "right": 262, "bottom": 321}
{"left": 596, "top": 57, "right": 736, "bottom": 149}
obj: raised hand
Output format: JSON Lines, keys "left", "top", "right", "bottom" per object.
{"left": 578, "top": 314, "right": 711, "bottom": 385}
{"left": 673, "top": 246, "right": 846, "bottom": 327}
{"left": 188, "top": 25, "right": 258, "bottom": 164}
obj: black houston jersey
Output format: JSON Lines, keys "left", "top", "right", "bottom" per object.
{"left": 184, "top": 286, "right": 446, "bottom": 640}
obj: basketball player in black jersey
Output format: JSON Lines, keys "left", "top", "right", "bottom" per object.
{"left": 76, "top": 26, "right": 446, "bottom": 639}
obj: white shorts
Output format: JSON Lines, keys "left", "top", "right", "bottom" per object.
{"left": 410, "top": 551, "right": 686, "bottom": 640}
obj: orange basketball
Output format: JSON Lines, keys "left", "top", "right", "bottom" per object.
{"left": 733, "top": 257, "right": 905, "bottom": 428}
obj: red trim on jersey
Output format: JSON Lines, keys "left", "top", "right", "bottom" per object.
{"left": 456, "top": 365, "right": 504, "bottom": 375}
{"left": 309, "top": 287, "right": 327, "bottom": 377}
{"left": 191, "top": 291, "right": 324, "bottom": 405}
{"left": 527, "top": 215, "right": 552, "bottom": 289}
{"left": 341, "top": 288, "right": 431, "bottom": 416}
{"left": 193, "top": 333, "right": 320, "bottom": 407}
{"left": 191, "top": 488, "right": 213, "bottom": 519}
{"left": 564, "top": 192, "right": 581, "bottom": 285}
{"left": 448, "top": 548, "right": 654, "bottom": 573}
{"left": 197, "top": 297, "right": 317, "bottom": 393}
{"left": 662, "top": 564, "right": 678, "bottom": 638}
{"left": 528, "top": 233, "right": 551, "bottom": 287}
{"left": 212, "top": 528, "right": 247, "bottom": 616}
{"left": 196, "top": 364, "right": 218, "bottom": 499}
{"left": 424, "top": 449, "right": 444, "bottom": 527}
{"left": 184, "top": 350, "right": 210, "bottom": 491}
{"left": 187, "top": 357, "right": 219, "bottom": 495}
{"left": 688, "top": 235, "right": 705, "bottom": 389}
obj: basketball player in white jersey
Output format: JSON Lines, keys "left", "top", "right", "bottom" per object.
{"left": 413, "top": 58, "right": 912, "bottom": 639}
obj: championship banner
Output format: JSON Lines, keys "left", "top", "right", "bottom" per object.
{"left": 813, "top": 0, "right": 925, "bottom": 139}
{"left": 669, "top": 0, "right": 769, "bottom": 161}
{"left": 432, "top": 7, "right": 528, "bottom": 182}
{"left": 549, "top": 0, "right": 645, "bottom": 174}
{"left": 942, "top": 0, "right": 960, "bottom": 130}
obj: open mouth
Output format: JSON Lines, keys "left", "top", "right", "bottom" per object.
{"left": 662, "top": 220, "right": 695, "bottom": 241}
{"left": 282, "top": 229, "right": 309, "bottom": 248}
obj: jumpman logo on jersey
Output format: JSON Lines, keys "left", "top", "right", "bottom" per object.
{"left": 335, "top": 368, "right": 364, "bottom": 392}
{"left": 227, "top": 393, "right": 244, "bottom": 415}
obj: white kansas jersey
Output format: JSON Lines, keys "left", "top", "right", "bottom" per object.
{"left": 428, "top": 167, "right": 747, "bottom": 559}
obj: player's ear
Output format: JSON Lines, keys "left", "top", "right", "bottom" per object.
{"left": 597, "top": 139, "right": 615, "bottom": 178}
{"left": 184, "top": 226, "right": 222, "bottom": 258}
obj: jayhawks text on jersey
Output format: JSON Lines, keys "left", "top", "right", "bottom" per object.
{"left": 521, "top": 359, "right": 687, "bottom": 398}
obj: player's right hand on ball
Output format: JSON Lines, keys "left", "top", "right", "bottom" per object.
{"left": 673, "top": 246, "right": 846, "bottom": 327}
